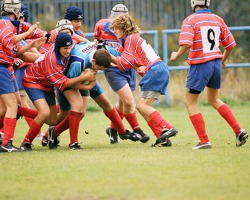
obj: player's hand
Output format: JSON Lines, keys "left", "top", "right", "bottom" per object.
{"left": 80, "top": 69, "right": 97, "bottom": 81}
{"left": 222, "top": 61, "right": 226, "bottom": 69}
{"left": 137, "top": 66, "right": 147, "bottom": 75}
{"left": 27, "top": 22, "right": 40, "bottom": 35}
{"left": 31, "top": 37, "right": 46, "bottom": 49}
{"left": 170, "top": 52, "right": 178, "bottom": 61}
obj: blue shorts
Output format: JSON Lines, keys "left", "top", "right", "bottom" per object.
{"left": 0, "top": 65, "right": 18, "bottom": 95}
{"left": 14, "top": 67, "right": 26, "bottom": 90}
{"left": 139, "top": 61, "right": 169, "bottom": 95}
{"left": 80, "top": 81, "right": 104, "bottom": 99}
{"left": 56, "top": 89, "right": 71, "bottom": 111}
{"left": 186, "top": 59, "right": 222, "bottom": 92}
{"left": 25, "top": 87, "right": 56, "bottom": 105}
{"left": 104, "top": 67, "right": 136, "bottom": 92}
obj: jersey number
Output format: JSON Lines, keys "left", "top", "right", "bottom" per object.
{"left": 200, "top": 26, "right": 220, "bottom": 53}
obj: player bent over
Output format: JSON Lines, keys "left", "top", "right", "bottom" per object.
{"left": 19, "top": 32, "right": 95, "bottom": 151}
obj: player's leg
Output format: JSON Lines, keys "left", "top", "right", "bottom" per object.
{"left": 116, "top": 84, "right": 150, "bottom": 143}
{"left": 207, "top": 87, "right": 248, "bottom": 146}
{"left": 20, "top": 88, "right": 57, "bottom": 150}
{"left": 62, "top": 89, "right": 84, "bottom": 149}
{"left": 90, "top": 82, "right": 140, "bottom": 142}
{"left": 0, "top": 67, "right": 21, "bottom": 152}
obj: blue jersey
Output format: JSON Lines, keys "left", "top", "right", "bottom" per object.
{"left": 67, "top": 41, "right": 120, "bottom": 78}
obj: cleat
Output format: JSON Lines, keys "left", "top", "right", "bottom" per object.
{"left": 236, "top": 128, "right": 248, "bottom": 147}
{"left": 41, "top": 135, "right": 48, "bottom": 147}
{"left": 155, "top": 127, "right": 178, "bottom": 145}
{"left": 106, "top": 127, "right": 119, "bottom": 144}
{"left": 134, "top": 129, "right": 150, "bottom": 143}
{"left": 152, "top": 138, "right": 172, "bottom": 147}
{"left": 48, "top": 126, "right": 59, "bottom": 149}
{"left": 20, "top": 142, "right": 33, "bottom": 151}
{"left": 192, "top": 141, "right": 212, "bottom": 150}
{"left": 0, "top": 140, "right": 23, "bottom": 153}
{"left": 69, "top": 142, "right": 81, "bottom": 150}
{"left": 119, "top": 130, "right": 141, "bottom": 142}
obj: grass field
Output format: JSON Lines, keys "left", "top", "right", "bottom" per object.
{"left": 1, "top": 102, "right": 250, "bottom": 200}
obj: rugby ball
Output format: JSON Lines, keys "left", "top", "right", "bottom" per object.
{"left": 81, "top": 69, "right": 92, "bottom": 85}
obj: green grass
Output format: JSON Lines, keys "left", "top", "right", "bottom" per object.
{"left": 1, "top": 102, "right": 250, "bottom": 200}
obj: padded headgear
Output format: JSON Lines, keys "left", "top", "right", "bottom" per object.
{"left": 1, "top": 0, "right": 21, "bottom": 19}
{"left": 20, "top": 4, "right": 28, "bottom": 22}
{"left": 54, "top": 32, "right": 72, "bottom": 53}
{"left": 191, "top": 0, "right": 210, "bottom": 11}
{"left": 110, "top": 4, "right": 128, "bottom": 18}
{"left": 56, "top": 19, "right": 74, "bottom": 35}
{"left": 64, "top": 6, "right": 83, "bottom": 21}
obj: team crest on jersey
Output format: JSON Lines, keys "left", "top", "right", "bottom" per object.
{"left": 81, "top": 44, "right": 96, "bottom": 54}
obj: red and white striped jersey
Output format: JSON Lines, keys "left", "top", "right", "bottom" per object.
{"left": 179, "top": 9, "right": 236, "bottom": 65}
{"left": 0, "top": 18, "right": 18, "bottom": 68}
{"left": 116, "top": 33, "right": 161, "bottom": 76}
{"left": 23, "top": 48, "right": 70, "bottom": 92}
{"left": 94, "top": 19, "right": 122, "bottom": 50}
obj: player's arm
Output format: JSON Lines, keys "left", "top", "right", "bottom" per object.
{"left": 170, "top": 44, "right": 190, "bottom": 61}
{"left": 222, "top": 47, "right": 234, "bottom": 69}
{"left": 66, "top": 69, "right": 97, "bottom": 88}
{"left": 16, "top": 37, "right": 46, "bottom": 57}
{"left": 73, "top": 34, "right": 89, "bottom": 42}
{"left": 70, "top": 79, "right": 96, "bottom": 90}
{"left": 14, "top": 22, "right": 40, "bottom": 44}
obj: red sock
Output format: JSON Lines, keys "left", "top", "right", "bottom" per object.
{"left": 2, "top": 117, "right": 17, "bottom": 146}
{"left": 0, "top": 118, "right": 4, "bottom": 129}
{"left": 110, "top": 108, "right": 124, "bottom": 130}
{"left": 25, "top": 116, "right": 43, "bottom": 135}
{"left": 22, "top": 120, "right": 42, "bottom": 143}
{"left": 148, "top": 120, "right": 162, "bottom": 138}
{"left": 147, "top": 111, "right": 172, "bottom": 138}
{"left": 25, "top": 117, "right": 33, "bottom": 126}
{"left": 18, "top": 106, "right": 38, "bottom": 119}
{"left": 69, "top": 111, "right": 82, "bottom": 145}
{"left": 124, "top": 111, "right": 140, "bottom": 130}
{"left": 148, "top": 111, "right": 173, "bottom": 138}
{"left": 218, "top": 104, "right": 241, "bottom": 134}
{"left": 190, "top": 113, "right": 209, "bottom": 144}
{"left": 104, "top": 108, "right": 126, "bottom": 134}
{"left": 54, "top": 115, "right": 70, "bottom": 136}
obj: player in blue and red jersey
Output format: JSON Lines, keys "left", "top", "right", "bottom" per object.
{"left": 19, "top": 32, "right": 96, "bottom": 151}
{"left": 0, "top": 0, "right": 45, "bottom": 153}
{"left": 109, "top": 14, "right": 178, "bottom": 147}
{"left": 170, "top": 0, "right": 248, "bottom": 149}
{"left": 94, "top": 4, "right": 150, "bottom": 144}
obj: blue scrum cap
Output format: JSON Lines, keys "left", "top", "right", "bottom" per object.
{"left": 64, "top": 6, "right": 83, "bottom": 21}
{"left": 54, "top": 32, "right": 72, "bottom": 52}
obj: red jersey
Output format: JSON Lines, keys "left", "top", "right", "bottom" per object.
{"left": 22, "top": 48, "right": 70, "bottom": 92}
{"left": 39, "top": 29, "right": 57, "bottom": 54}
{"left": 75, "top": 30, "right": 85, "bottom": 37}
{"left": 94, "top": 19, "right": 122, "bottom": 50}
{"left": 0, "top": 18, "right": 18, "bottom": 68}
{"left": 179, "top": 9, "right": 236, "bottom": 65}
{"left": 116, "top": 33, "right": 161, "bottom": 76}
